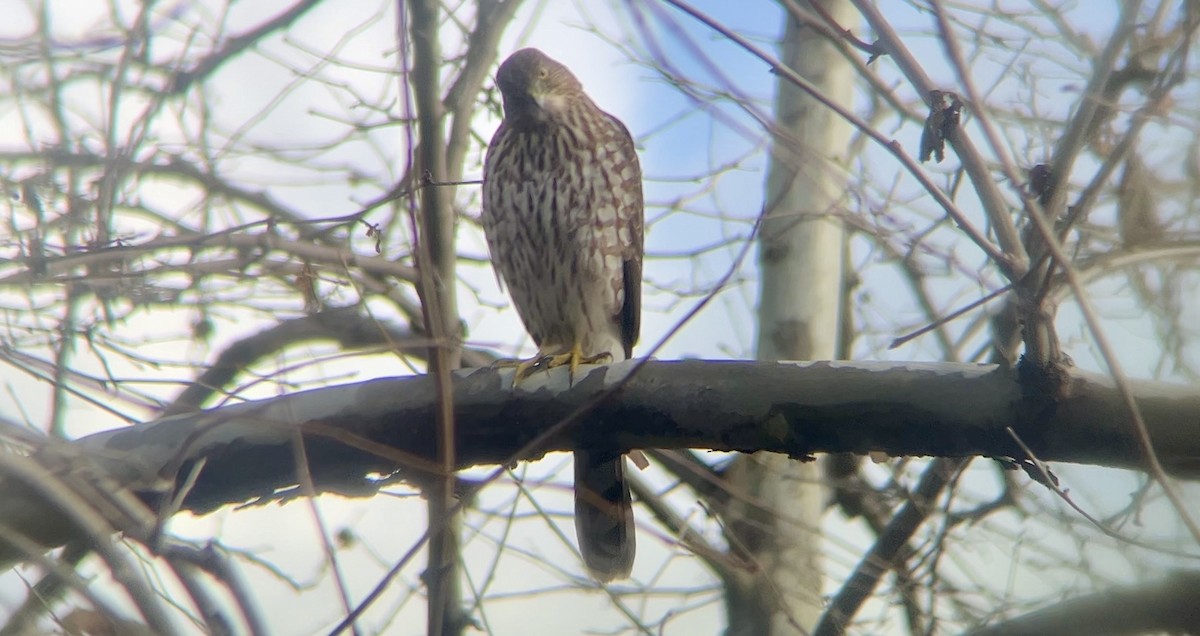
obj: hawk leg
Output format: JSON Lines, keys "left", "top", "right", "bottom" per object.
{"left": 530, "top": 342, "right": 612, "bottom": 384}
{"left": 496, "top": 342, "right": 612, "bottom": 385}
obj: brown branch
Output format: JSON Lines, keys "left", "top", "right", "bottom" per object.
{"left": 404, "top": 3, "right": 464, "bottom": 635}
{"left": 826, "top": 456, "right": 929, "bottom": 634}
{"left": 647, "top": 449, "right": 729, "bottom": 505}
{"left": 0, "top": 449, "right": 174, "bottom": 633}
{"left": 0, "top": 149, "right": 309, "bottom": 227}
{"left": 966, "top": 570, "right": 1200, "bottom": 636}
{"left": 162, "top": 306, "right": 495, "bottom": 417}
{"left": 159, "top": 541, "right": 268, "bottom": 636}
{"left": 167, "top": 0, "right": 324, "bottom": 95}
{"left": 813, "top": 457, "right": 966, "bottom": 636}
{"left": 1037, "top": 2, "right": 1142, "bottom": 225}
{"left": 441, "top": 0, "right": 525, "bottom": 181}
{"left": 781, "top": 0, "right": 883, "bottom": 61}
{"left": 660, "top": 0, "right": 1013, "bottom": 271}
{"left": 0, "top": 228, "right": 418, "bottom": 288}
{"left": 0, "top": 542, "right": 90, "bottom": 636}
{"left": 848, "top": 0, "right": 1027, "bottom": 276}
{"left": 625, "top": 468, "right": 733, "bottom": 575}
{"left": 7, "top": 360, "right": 1200, "bottom": 571}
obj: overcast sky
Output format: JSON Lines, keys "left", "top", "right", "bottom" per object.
{"left": 0, "top": 2, "right": 1190, "bottom": 634}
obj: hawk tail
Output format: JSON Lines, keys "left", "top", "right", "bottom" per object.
{"left": 574, "top": 449, "right": 635, "bottom": 581}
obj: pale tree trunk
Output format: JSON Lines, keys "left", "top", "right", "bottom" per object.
{"left": 724, "top": 1, "right": 855, "bottom": 633}
{"left": 407, "top": 2, "right": 463, "bottom": 634}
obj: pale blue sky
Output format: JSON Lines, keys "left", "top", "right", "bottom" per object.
{"left": 0, "top": 2, "right": 1195, "bottom": 634}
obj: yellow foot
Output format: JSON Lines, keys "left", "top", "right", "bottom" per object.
{"left": 535, "top": 344, "right": 612, "bottom": 384}
{"left": 496, "top": 344, "right": 612, "bottom": 386}
{"left": 492, "top": 357, "right": 539, "bottom": 387}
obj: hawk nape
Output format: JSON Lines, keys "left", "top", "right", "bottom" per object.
{"left": 481, "top": 48, "right": 643, "bottom": 582}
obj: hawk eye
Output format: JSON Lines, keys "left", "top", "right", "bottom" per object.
{"left": 538, "top": 68, "right": 549, "bottom": 79}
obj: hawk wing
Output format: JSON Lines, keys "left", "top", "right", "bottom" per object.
{"left": 606, "top": 113, "right": 643, "bottom": 359}
{"left": 481, "top": 121, "right": 509, "bottom": 295}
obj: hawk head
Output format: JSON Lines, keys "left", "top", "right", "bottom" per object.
{"left": 495, "top": 48, "right": 583, "bottom": 124}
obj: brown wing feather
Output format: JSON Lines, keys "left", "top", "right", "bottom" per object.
{"left": 606, "top": 113, "right": 643, "bottom": 359}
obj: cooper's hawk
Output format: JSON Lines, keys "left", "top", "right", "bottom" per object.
{"left": 481, "top": 48, "right": 643, "bottom": 582}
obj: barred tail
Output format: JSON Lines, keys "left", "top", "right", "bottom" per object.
{"left": 574, "top": 449, "right": 634, "bottom": 581}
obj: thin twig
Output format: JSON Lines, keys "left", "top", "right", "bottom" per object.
{"left": 658, "top": 0, "right": 1012, "bottom": 271}
{"left": 930, "top": 0, "right": 1200, "bottom": 546}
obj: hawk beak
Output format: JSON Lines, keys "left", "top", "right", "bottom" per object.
{"left": 528, "top": 84, "right": 548, "bottom": 110}
{"left": 529, "top": 88, "right": 565, "bottom": 116}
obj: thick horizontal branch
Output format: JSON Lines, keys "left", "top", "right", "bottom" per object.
{"left": 4, "top": 360, "right": 1200, "bottom": 565}
{"left": 966, "top": 570, "right": 1200, "bottom": 635}
{"left": 49, "top": 360, "right": 1200, "bottom": 501}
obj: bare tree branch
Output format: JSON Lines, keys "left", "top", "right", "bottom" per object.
{"left": 167, "top": 0, "right": 325, "bottom": 95}
{"left": 162, "top": 306, "right": 495, "bottom": 417}
{"left": 5, "top": 360, "right": 1200, "bottom": 571}
{"left": 814, "top": 457, "right": 965, "bottom": 636}
{"left": 966, "top": 570, "right": 1200, "bottom": 636}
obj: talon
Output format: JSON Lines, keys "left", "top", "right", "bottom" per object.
{"left": 581, "top": 352, "right": 613, "bottom": 365}
{"left": 568, "top": 342, "right": 583, "bottom": 384}
{"left": 513, "top": 357, "right": 544, "bottom": 384}
{"left": 500, "top": 344, "right": 613, "bottom": 387}
{"left": 491, "top": 358, "right": 521, "bottom": 369}
{"left": 493, "top": 355, "right": 547, "bottom": 386}
{"left": 519, "top": 356, "right": 551, "bottom": 379}
{"left": 562, "top": 343, "right": 613, "bottom": 385}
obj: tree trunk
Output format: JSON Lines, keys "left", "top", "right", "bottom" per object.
{"left": 407, "top": 2, "right": 464, "bottom": 633}
{"left": 724, "top": 1, "right": 855, "bottom": 633}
